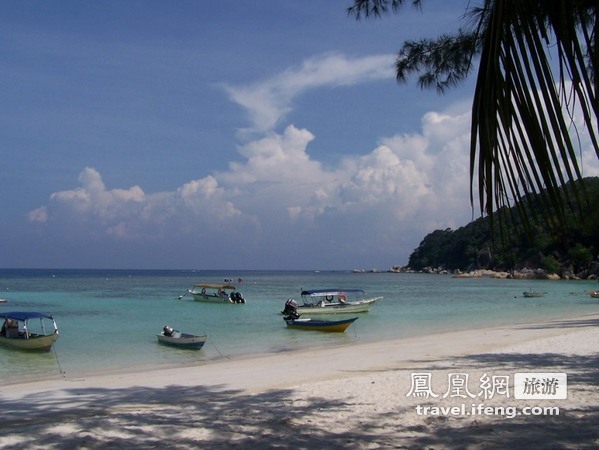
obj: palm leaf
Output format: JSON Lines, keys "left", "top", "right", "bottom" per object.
{"left": 471, "top": 0, "right": 598, "bottom": 237}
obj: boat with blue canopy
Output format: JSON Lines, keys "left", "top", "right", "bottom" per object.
{"left": 283, "top": 289, "right": 382, "bottom": 315}
{"left": 0, "top": 311, "right": 59, "bottom": 351}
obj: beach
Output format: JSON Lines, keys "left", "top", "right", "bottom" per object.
{"left": 1, "top": 313, "right": 598, "bottom": 449}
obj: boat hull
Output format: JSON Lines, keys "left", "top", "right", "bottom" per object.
{"left": 285, "top": 317, "right": 358, "bottom": 332}
{"left": 190, "top": 293, "right": 235, "bottom": 303}
{"left": 187, "top": 285, "right": 245, "bottom": 303}
{"left": 296, "top": 298, "right": 380, "bottom": 315}
{"left": 0, "top": 332, "right": 59, "bottom": 352}
{"left": 157, "top": 332, "right": 207, "bottom": 349}
{"left": 523, "top": 292, "right": 545, "bottom": 298}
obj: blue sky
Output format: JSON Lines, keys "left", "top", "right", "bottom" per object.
{"left": 2, "top": 1, "right": 597, "bottom": 270}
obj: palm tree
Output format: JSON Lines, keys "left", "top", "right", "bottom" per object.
{"left": 348, "top": 0, "right": 598, "bottom": 237}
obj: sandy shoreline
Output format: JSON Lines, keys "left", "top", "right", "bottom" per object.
{"left": 2, "top": 313, "right": 599, "bottom": 448}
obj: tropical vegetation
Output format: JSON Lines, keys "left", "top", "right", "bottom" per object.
{"left": 406, "top": 177, "right": 599, "bottom": 276}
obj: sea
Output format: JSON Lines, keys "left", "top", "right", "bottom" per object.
{"left": 1, "top": 269, "right": 597, "bottom": 385}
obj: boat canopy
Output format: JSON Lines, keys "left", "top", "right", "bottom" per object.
{"left": 301, "top": 289, "right": 365, "bottom": 297}
{"left": 193, "top": 284, "right": 236, "bottom": 290}
{"left": 0, "top": 311, "right": 54, "bottom": 321}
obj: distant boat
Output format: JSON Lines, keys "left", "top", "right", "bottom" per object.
{"left": 0, "top": 298, "right": 7, "bottom": 303}
{"left": 590, "top": 291, "right": 599, "bottom": 299}
{"left": 0, "top": 311, "right": 59, "bottom": 351}
{"left": 186, "top": 284, "right": 245, "bottom": 303}
{"left": 523, "top": 290, "right": 546, "bottom": 298}
{"left": 157, "top": 325, "right": 207, "bottom": 349}
{"left": 284, "top": 317, "right": 358, "bottom": 332}
{"left": 284, "top": 289, "right": 382, "bottom": 315}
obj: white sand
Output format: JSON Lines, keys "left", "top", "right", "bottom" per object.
{"left": 1, "top": 313, "right": 598, "bottom": 449}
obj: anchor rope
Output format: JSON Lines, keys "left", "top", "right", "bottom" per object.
{"left": 210, "top": 340, "right": 230, "bottom": 359}
{"left": 52, "top": 345, "right": 67, "bottom": 380}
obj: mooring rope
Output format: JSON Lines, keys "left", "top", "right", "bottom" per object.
{"left": 210, "top": 339, "right": 230, "bottom": 359}
{"left": 51, "top": 347, "right": 85, "bottom": 382}
{"left": 52, "top": 345, "right": 67, "bottom": 380}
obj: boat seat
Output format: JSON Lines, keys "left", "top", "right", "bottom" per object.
{"left": 5, "top": 327, "right": 20, "bottom": 338}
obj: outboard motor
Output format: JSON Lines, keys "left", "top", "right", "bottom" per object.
{"left": 163, "top": 325, "right": 174, "bottom": 337}
{"left": 282, "top": 299, "right": 300, "bottom": 320}
{"left": 230, "top": 291, "right": 245, "bottom": 303}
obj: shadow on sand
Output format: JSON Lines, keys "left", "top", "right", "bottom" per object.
{"left": 1, "top": 383, "right": 370, "bottom": 449}
{"left": 1, "top": 314, "right": 598, "bottom": 449}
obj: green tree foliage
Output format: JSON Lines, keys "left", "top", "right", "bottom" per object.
{"left": 542, "top": 255, "right": 560, "bottom": 274}
{"left": 407, "top": 177, "right": 599, "bottom": 272}
{"left": 348, "top": 0, "right": 598, "bottom": 238}
{"left": 568, "top": 244, "right": 594, "bottom": 272}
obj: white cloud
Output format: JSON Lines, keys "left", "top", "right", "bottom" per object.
{"left": 29, "top": 167, "right": 146, "bottom": 224}
{"left": 31, "top": 52, "right": 599, "bottom": 269}
{"left": 223, "top": 52, "right": 395, "bottom": 134}
{"left": 27, "top": 206, "right": 47, "bottom": 223}
{"left": 224, "top": 125, "right": 320, "bottom": 185}
{"left": 25, "top": 52, "right": 479, "bottom": 269}
{"left": 27, "top": 108, "right": 475, "bottom": 267}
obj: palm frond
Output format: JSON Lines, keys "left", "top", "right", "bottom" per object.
{"left": 347, "top": 0, "right": 421, "bottom": 20}
{"left": 471, "top": 0, "right": 599, "bottom": 237}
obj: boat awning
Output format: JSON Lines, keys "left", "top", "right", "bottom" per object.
{"left": 0, "top": 311, "right": 54, "bottom": 321}
{"left": 300, "top": 289, "right": 365, "bottom": 297}
{"left": 193, "top": 284, "right": 236, "bottom": 290}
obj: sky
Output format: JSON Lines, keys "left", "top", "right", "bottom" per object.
{"left": 1, "top": 1, "right": 597, "bottom": 271}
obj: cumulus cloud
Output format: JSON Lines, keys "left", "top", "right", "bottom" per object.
{"left": 25, "top": 52, "right": 485, "bottom": 268}
{"left": 29, "top": 167, "right": 261, "bottom": 242}
{"left": 28, "top": 110, "right": 476, "bottom": 268}
{"left": 29, "top": 167, "right": 145, "bottom": 224}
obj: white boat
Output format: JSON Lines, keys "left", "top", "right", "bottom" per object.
{"left": 157, "top": 325, "right": 208, "bottom": 349}
{"left": 283, "top": 289, "right": 382, "bottom": 315}
{"left": 187, "top": 284, "right": 246, "bottom": 303}
{"left": 0, "top": 311, "right": 59, "bottom": 351}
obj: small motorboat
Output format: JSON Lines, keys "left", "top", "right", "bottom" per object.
{"left": 284, "top": 316, "right": 358, "bottom": 332}
{"left": 282, "top": 300, "right": 358, "bottom": 332}
{"left": 157, "top": 325, "right": 208, "bottom": 349}
{"left": 186, "top": 284, "right": 246, "bottom": 303}
{"left": 0, "top": 311, "right": 59, "bottom": 351}
{"left": 523, "top": 290, "right": 546, "bottom": 298}
{"left": 590, "top": 291, "right": 599, "bottom": 299}
{"left": 284, "top": 289, "right": 382, "bottom": 315}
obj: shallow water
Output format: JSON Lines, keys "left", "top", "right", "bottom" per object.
{"left": 1, "top": 269, "right": 597, "bottom": 384}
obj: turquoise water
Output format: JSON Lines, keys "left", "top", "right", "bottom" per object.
{"left": 1, "top": 269, "right": 597, "bottom": 384}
